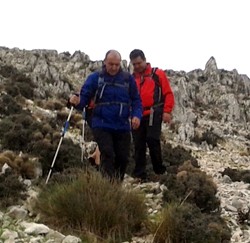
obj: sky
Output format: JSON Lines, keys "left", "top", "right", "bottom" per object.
{"left": 1, "top": 0, "right": 250, "bottom": 77}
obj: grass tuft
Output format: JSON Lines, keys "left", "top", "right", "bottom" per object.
{"left": 36, "top": 169, "right": 147, "bottom": 242}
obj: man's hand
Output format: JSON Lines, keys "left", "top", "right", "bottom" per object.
{"left": 68, "top": 94, "right": 80, "bottom": 107}
{"left": 162, "top": 112, "right": 172, "bottom": 124}
{"left": 131, "top": 117, "right": 140, "bottom": 130}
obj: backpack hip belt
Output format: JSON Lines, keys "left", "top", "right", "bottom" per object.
{"left": 143, "top": 102, "right": 164, "bottom": 111}
{"left": 94, "top": 101, "right": 130, "bottom": 117}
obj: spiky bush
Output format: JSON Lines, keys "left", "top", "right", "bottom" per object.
{"left": 221, "top": 167, "right": 250, "bottom": 183}
{"left": 161, "top": 161, "right": 220, "bottom": 212}
{"left": 1, "top": 64, "right": 36, "bottom": 100}
{"left": 152, "top": 202, "right": 231, "bottom": 243}
{"left": 56, "top": 110, "right": 70, "bottom": 123}
{"left": 0, "top": 155, "right": 12, "bottom": 169}
{"left": 15, "top": 81, "right": 35, "bottom": 99}
{"left": 0, "top": 64, "right": 18, "bottom": 78}
{"left": 0, "top": 170, "right": 27, "bottom": 208}
{"left": 0, "top": 112, "right": 41, "bottom": 151}
{"left": 0, "top": 152, "right": 38, "bottom": 179}
{"left": 1, "top": 150, "right": 16, "bottom": 161}
{"left": 36, "top": 170, "right": 147, "bottom": 242}
{"left": 40, "top": 99, "right": 65, "bottom": 110}
{"left": 192, "top": 129, "right": 224, "bottom": 148}
{"left": 5, "top": 84, "right": 20, "bottom": 97}
{"left": 0, "top": 94, "right": 22, "bottom": 116}
{"left": 2, "top": 123, "right": 32, "bottom": 151}
{"left": 30, "top": 137, "right": 83, "bottom": 175}
{"left": 0, "top": 112, "right": 82, "bottom": 176}
{"left": 161, "top": 143, "right": 199, "bottom": 174}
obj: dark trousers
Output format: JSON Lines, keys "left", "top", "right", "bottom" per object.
{"left": 132, "top": 111, "right": 166, "bottom": 179}
{"left": 92, "top": 128, "right": 131, "bottom": 181}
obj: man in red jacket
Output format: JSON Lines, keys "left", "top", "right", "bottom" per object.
{"left": 129, "top": 49, "right": 175, "bottom": 182}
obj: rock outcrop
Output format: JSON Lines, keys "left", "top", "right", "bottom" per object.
{"left": 0, "top": 47, "right": 128, "bottom": 98}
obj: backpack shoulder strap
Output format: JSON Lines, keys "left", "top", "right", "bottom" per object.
{"left": 94, "top": 70, "right": 130, "bottom": 103}
{"left": 151, "top": 67, "right": 164, "bottom": 104}
{"left": 92, "top": 71, "right": 104, "bottom": 103}
{"left": 151, "top": 67, "right": 160, "bottom": 86}
{"left": 151, "top": 67, "right": 158, "bottom": 75}
{"left": 121, "top": 71, "right": 131, "bottom": 89}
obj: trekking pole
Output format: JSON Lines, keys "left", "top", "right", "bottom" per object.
{"left": 81, "top": 107, "right": 86, "bottom": 163}
{"left": 45, "top": 106, "right": 74, "bottom": 184}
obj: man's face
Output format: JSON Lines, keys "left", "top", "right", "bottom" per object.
{"left": 104, "top": 54, "right": 121, "bottom": 76}
{"left": 130, "top": 56, "right": 147, "bottom": 73}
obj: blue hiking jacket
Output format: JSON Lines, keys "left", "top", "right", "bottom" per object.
{"left": 76, "top": 68, "right": 142, "bottom": 131}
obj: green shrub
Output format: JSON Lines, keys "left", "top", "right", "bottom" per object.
{"left": 161, "top": 143, "right": 199, "bottom": 174}
{"left": 221, "top": 167, "right": 250, "bottom": 183}
{"left": 0, "top": 109, "right": 82, "bottom": 178}
{"left": 161, "top": 161, "right": 220, "bottom": 212}
{"left": 5, "top": 84, "right": 20, "bottom": 97}
{"left": 0, "top": 65, "right": 18, "bottom": 78}
{"left": 41, "top": 124, "right": 53, "bottom": 136}
{"left": 3, "top": 124, "right": 31, "bottom": 151}
{"left": 36, "top": 170, "right": 147, "bottom": 242}
{"left": 54, "top": 139, "right": 83, "bottom": 169}
{"left": 30, "top": 136, "right": 82, "bottom": 176}
{"left": 17, "top": 115, "right": 34, "bottom": 129}
{"left": 0, "top": 117, "right": 14, "bottom": 137}
{"left": 192, "top": 130, "right": 224, "bottom": 148}
{"left": 42, "top": 99, "right": 65, "bottom": 110}
{"left": 0, "top": 113, "right": 41, "bottom": 152}
{"left": 32, "top": 131, "right": 44, "bottom": 141}
{"left": 56, "top": 110, "right": 70, "bottom": 123}
{"left": 0, "top": 64, "right": 36, "bottom": 100}
{"left": 0, "top": 171, "right": 27, "bottom": 208}
{"left": 16, "top": 82, "right": 34, "bottom": 99}
{"left": 152, "top": 202, "right": 231, "bottom": 243}
{"left": 0, "top": 151, "right": 38, "bottom": 179}
{"left": 0, "top": 94, "right": 22, "bottom": 116}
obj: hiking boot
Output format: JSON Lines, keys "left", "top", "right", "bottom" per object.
{"left": 148, "top": 174, "right": 162, "bottom": 182}
{"left": 133, "top": 177, "right": 150, "bottom": 184}
{"left": 154, "top": 165, "right": 166, "bottom": 175}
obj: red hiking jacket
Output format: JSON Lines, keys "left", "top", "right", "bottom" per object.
{"left": 133, "top": 63, "right": 174, "bottom": 116}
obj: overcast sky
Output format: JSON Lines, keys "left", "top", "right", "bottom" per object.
{"left": 1, "top": 0, "right": 249, "bottom": 77}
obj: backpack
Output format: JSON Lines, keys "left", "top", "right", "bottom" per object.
{"left": 93, "top": 71, "right": 130, "bottom": 106}
{"left": 140, "top": 67, "right": 164, "bottom": 110}
{"left": 85, "top": 71, "right": 131, "bottom": 125}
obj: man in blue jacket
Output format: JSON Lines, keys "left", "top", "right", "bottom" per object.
{"left": 69, "top": 50, "right": 142, "bottom": 181}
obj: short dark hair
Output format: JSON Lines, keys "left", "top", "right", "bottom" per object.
{"left": 129, "top": 49, "right": 146, "bottom": 61}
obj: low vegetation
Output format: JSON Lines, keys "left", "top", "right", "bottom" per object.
{"left": 0, "top": 170, "right": 27, "bottom": 208}
{"left": 152, "top": 202, "right": 231, "bottom": 243}
{"left": 161, "top": 160, "right": 220, "bottom": 212}
{"left": 36, "top": 169, "right": 147, "bottom": 242}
